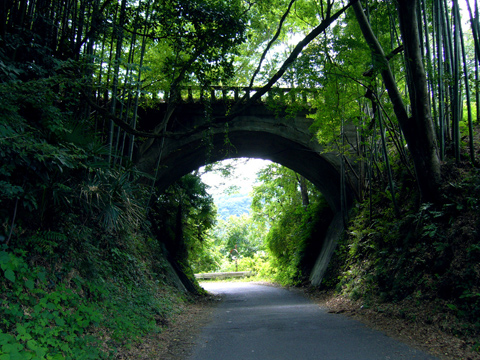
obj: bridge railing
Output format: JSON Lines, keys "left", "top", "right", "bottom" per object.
{"left": 144, "top": 86, "right": 319, "bottom": 105}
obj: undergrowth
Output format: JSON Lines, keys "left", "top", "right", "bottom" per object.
{"left": 0, "top": 79, "right": 201, "bottom": 359}
{"left": 322, "top": 160, "right": 480, "bottom": 350}
{"left": 0, "top": 227, "right": 188, "bottom": 359}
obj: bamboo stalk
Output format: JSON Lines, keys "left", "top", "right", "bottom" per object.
{"left": 377, "top": 109, "right": 400, "bottom": 217}
{"left": 435, "top": 0, "right": 446, "bottom": 159}
{"left": 452, "top": 0, "right": 461, "bottom": 163}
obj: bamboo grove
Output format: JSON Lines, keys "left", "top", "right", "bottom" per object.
{"left": 2, "top": 0, "right": 480, "bottom": 225}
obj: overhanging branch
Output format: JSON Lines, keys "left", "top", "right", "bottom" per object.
{"left": 83, "top": 93, "right": 230, "bottom": 140}
{"left": 230, "top": 0, "right": 358, "bottom": 116}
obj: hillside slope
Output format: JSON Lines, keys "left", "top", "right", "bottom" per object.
{"left": 321, "top": 155, "right": 480, "bottom": 357}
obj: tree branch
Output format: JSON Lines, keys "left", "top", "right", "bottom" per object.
{"left": 362, "top": 45, "right": 404, "bottom": 77}
{"left": 248, "top": 0, "right": 297, "bottom": 88}
{"left": 230, "top": 0, "right": 357, "bottom": 116}
{"left": 83, "top": 92, "right": 231, "bottom": 141}
{"left": 351, "top": 0, "right": 409, "bottom": 126}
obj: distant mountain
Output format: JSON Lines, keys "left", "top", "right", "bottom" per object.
{"left": 214, "top": 192, "right": 251, "bottom": 220}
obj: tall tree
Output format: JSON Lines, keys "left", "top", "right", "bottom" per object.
{"left": 352, "top": 0, "right": 442, "bottom": 202}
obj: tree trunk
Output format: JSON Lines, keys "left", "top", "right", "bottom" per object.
{"left": 297, "top": 174, "right": 310, "bottom": 207}
{"left": 352, "top": 0, "right": 442, "bottom": 203}
{"left": 396, "top": 0, "right": 442, "bottom": 201}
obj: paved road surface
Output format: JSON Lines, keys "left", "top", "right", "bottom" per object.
{"left": 189, "top": 282, "right": 438, "bottom": 360}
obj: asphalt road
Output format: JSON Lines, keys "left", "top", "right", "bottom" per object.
{"left": 188, "top": 282, "right": 439, "bottom": 360}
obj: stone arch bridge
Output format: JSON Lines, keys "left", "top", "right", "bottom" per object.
{"left": 134, "top": 86, "right": 361, "bottom": 286}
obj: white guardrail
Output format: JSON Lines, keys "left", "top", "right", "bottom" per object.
{"left": 194, "top": 271, "right": 253, "bottom": 280}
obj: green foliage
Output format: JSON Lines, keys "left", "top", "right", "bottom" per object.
{"left": 0, "top": 71, "right": 145, "bottom": 243}
{"left": 188, "top": 234, "right": 224, "bottom": 273}
{"left": 325, "top": 165, "right": 480, "bottom": 340}
{"left": 217, "top": 251, "right": 275, "bottom": 278}
{"left": 251, "top": 164, "right": 305, "bottom": 222}
{"left": 262, "top": 201, "right": 330, "bottom": 286}
{"left": 0, "top": 80, "right": 84, "bottom": 222}
{"left": 0, "top": 225, "right": 187, "bottom": 359}
{"left": 139, "top": 0, "right": 248, "bottom": 92}
{"left": 251, "top": 164, "right": 332, "bottom": 285}
{"left": 2, "top": 0, "right": 480, "bottom": 354}
{"left": 198, "top": 213, "right": 266, "bottom": 274}
{"left": 147, "top": 173, "right": 219, "bottom": 293}
{"left": 78, "top": 167, "right": 147, "bottom": 232}
{"left": 0, "top": 250, "right": 105, "bottom": 360}
{"left": 0, "top": 66, "right": 192, "bottom": 357}
{"left": 150, "top": 173, "right": 217, "bottom": 261}
{"left": 214, "top": 214, "right": 263, "bottom": 258}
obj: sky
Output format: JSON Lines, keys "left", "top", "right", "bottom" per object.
{"left": 200, "top": 158, "right": 272, "bottom": 199}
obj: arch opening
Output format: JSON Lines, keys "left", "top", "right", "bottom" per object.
{"left": 136, "top": 105, "right": 357, "bottom": 286}
{"left": 193, "top": 157, "right": 335, "bottom": 285}
{"left": 142, "top": 129, "right": 354, "bottom": 213}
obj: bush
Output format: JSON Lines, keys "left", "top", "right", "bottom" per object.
{"left": 0, "top": 250, "right": 106, "bottom": 360}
